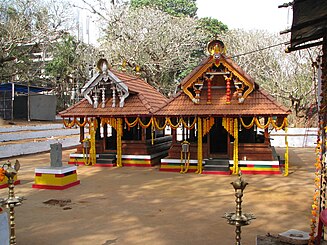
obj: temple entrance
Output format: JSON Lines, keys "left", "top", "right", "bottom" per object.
{"left": 209, "top": 117, "right": 228, "bottom": 157}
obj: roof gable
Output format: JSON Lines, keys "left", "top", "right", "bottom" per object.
{"left": 180, "top": 40, "right": 255, "bottom": 105}
{"left": 60, "top": 62, "right": 168, "bottom": 117}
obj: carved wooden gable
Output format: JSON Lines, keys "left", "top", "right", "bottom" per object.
{"left": 81, "top": 59, "right": 129, "bottom": 109}
{"left": 181, "top": 40, "right": 254, "bottom": 105}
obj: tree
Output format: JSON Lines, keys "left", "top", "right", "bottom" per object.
{"left": 130, "top": 0, "right": 197, "bottom": 17}
{"left": 198, "top": 17, "right": 228, "bottom": 41}
{"left": 0, "top": 0, "right": 74, "bottom": 85}
{"left": 101, "top": 6, "right": 206, "bottom": 95}
{"left": 46, "top": 34, "right": 101, "bottom": 110}
{"left": 221, "top": 29, "right": 320, "bottom": 126}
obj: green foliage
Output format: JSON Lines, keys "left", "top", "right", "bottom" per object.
{"left": 198, "top": 17, "right": 228, "bottom": 40}
{"left": 130, "top": 0, "right": 197, "bottom": 17}
{"left": 46, "top": 34, "right": 78, "bottom": 78}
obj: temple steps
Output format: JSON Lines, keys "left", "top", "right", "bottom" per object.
{"left": 96, "top": 153, "right": 116, "bottom": 167}
{"left": 202, "top": 159, "right": 231, "bottom": 175}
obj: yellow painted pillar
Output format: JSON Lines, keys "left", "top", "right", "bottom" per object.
{"left": 284, "top": 118, "right": 289, "bottom": 176}
{"left": 232, "top": 118, "right": 239, "bottom": 174}
{"left": 196, "top": 117, "right": 203, "bottom": 174}
{"left": 116, "top": 118, "right": 123, "bottom": 167}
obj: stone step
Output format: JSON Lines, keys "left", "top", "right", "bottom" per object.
{"left": 204, "top": 159, "right": 230, "bottom": 172}
{"left": 98, "top": 153, "right": 116, "bottom": 160}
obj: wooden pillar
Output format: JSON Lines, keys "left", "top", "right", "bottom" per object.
{"left": 172, "top": 128, "right": 177, "bottom": 144}
{"left": 79, "top": 117, "right": 84, "bottom": 143}
{"left": 116, "top": 118, "right": 122, "bottom": 167}
{"left": 102, "top": 123, "right": 107, "bottom": 151}
{"left": 196, "top": 117, "right": 203, "bottom": 174}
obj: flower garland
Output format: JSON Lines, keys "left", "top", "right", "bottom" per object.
{"left": 63, "top": 118, "right": 76, "bottom": 128}
{"left": 271, "top": 117, "right": 287, "bottom": 130}
{"left": 116, "top": 118, "right": 123, "bottom": 167}
{"left": 196, "top": 117, "right": 203, "bottom": 174}
{"left": 283, "top": 118, "right": 289, "bottom": 177}
{"left": 203, "top": 117, "right": 215, "bottom": 136}
{"left": 0, "top": 167, "right": 5, "bottom": 182}
{"left": 154, "top": 117, "right": 168, "bottom": 130}
{"left": 240, "top": 117, "right": 255, "bottom": 129}
{"left": 85, "top": 118, "right": 97, "bottom": 166}
{"left": 309, "top": 128, "right": 322, "bottom": 244}
{"left": 232, "top": 118, "right": 239, "bottom": 175}
{"left": 254, "top": 117, "right": 271, "bottom": 129}
{"left": 63, "top": 117, "right": 90, "bottom": 128}
{"left": 166, "top": 117, "right": 183, "bottom": 130}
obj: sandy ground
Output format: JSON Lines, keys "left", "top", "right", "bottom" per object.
{"left": 0, "top": 147, "right": 319, "bottom": 245}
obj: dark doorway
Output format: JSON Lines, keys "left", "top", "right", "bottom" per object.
{"left": 209, "top": 117, "right": 228, "bottom": 156}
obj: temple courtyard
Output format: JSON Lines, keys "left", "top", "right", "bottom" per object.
{"left": 0, "top": 147, "right": 318, "bottom": 244}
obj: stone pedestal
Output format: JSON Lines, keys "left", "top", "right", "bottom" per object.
{"left": 32, "top": 166, "right": 80, "bottom": 190}
{"left": 32, "top": 143, "right": 80, "bottom": 190}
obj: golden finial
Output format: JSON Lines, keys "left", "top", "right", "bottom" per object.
{"left": 121, "top": 60, "right": 127, "bottom": 72}
{"left": 135, "top": 65, "right": 141, "bottom": 76}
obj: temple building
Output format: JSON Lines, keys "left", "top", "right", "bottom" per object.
{"left": 60, "top": 40, "right": 291, "bottom": 175}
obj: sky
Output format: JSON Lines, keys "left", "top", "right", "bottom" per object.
{"left": 196, "top": 0, "right": 292, "bottom": 33}
{"left": 76, "top": 0, "right": 293, "bottom": 44}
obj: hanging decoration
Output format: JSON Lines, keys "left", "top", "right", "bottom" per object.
{"left": 222, "top": 118, "right": 235, "bottom": 137}
{"left": 309, "top": 128, "right": 323, "bottom": 243}
{"left": 196, "top": 117, "right": 203, "bottom": 174}
{"left": 202, "top": 117, "right": 215, "bottom": 136}
{"left": 116, "top": 118, "right": 123, "bottom": 167}
{"left": 85, "top": 118, "right": 97, "bottom": 166}
{"left": 284, "top": 118, "right": 289, "bottom": 176}
{"left": 63, "top": 117, "right": 89, "bottom": 128}
{"left": 232, "top": 118, "right": 239, "bottom": 175}
{"left": 224, "top": 75, "right": 232, "bottom": 104}
{"left": 205, "top": 75, "right": 213, "bottom": 104}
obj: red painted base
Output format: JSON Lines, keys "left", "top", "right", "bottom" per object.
{"left": 32, "top": 180, "right": 80, "bottom": 190}
{"left": 0, "top": 180, "right": 21, "bottom": 189}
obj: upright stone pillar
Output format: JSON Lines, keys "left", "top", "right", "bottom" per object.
{"left": 32, "top": 142, "right": 80, "bottom": 190}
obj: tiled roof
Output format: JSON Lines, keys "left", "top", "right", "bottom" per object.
{"left": 154, "top": 88, "right": 291, "bottom": 117}
{"left": 59, "top": 70, "right": 168, "bottom": 117}
{"left": 180, "top": 54, "right": 255, "bottom": 88}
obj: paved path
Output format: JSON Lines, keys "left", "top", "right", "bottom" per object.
{"left": 0, "top": 123, "right": 81, "bottom": 159}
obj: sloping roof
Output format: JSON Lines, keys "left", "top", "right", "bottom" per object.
{"left": 59, "top": 70, "right": 168, "bottom": 117}
{"left": 180, "top": 55, "right": 255, "bottom": 88}
{"left": 289, "top": 0, "right": 327, "bottom": 50}
{"left": 155, "top": 88, "right": 290, "bottom": 117}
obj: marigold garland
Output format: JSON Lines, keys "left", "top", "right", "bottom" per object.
{"left": 283, "top": 118, "right": 289, "bottom": 177}
{"left": 309, "top": 128, "right": 323, "bottom": 244}
{"left": 203, "top": 117, "right": 215, "bottom": 136}
{"left": 240, "top": 117, "right": 255, "bottom": 129}
{"left": 0, "top": 168, "right": 5, "bottom": 182}
{"left": 232, "top": 118, "right": 239, "bottom": 175}
{"left": 271, "top": 117, "right": 287, "bottom": 130}
{"left": 196, "top": 117, "right": 203, "bottom": 174}
{"left": 116, "top": 118, "right": 123, "bottom": 167}
{"left": 254, "top": 117, "right": 271, "bottom": 129}
{"left": 154, "top": 117, "right": 168, "bottom": 130}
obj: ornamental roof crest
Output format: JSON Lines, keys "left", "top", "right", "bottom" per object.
{"left": 81, "top": 58, "right": 129, "bottom": 109}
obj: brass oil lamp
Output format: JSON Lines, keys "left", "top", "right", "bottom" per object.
{"left": 223, "top": 173, "right": 255, "bottom": 245}
{"left": 0, "top": 160, "right": 24, "bottom": 245}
